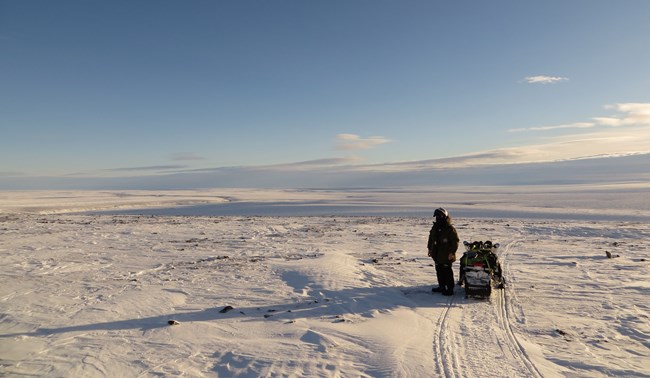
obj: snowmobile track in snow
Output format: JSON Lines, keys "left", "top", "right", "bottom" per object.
{"left": 433, "top": 295, "right": 462, "bottom": 378}
{"left": 496, "top": 240, "right": 543, "bottom": 378}
{"left": 432, "top": 240, "right": 545, "bottom": 378}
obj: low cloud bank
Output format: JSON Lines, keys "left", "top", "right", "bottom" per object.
{"left": 2, "top": 153, "right": 649, "bottom": 190}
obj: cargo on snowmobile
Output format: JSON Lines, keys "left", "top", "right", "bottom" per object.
{"left": 458, "top": 240, "right": 504, "bottom": 298}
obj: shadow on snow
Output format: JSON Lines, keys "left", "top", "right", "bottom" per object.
{"left": 2, "top": 284, "right": 457, "bottom": 337}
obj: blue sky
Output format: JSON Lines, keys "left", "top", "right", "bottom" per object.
{"left": 1, "top": 1, "right": 650, "bottom": 189}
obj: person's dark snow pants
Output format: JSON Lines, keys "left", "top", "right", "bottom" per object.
{"left": 436, "top": 263, "right": 455, "bottom": 294}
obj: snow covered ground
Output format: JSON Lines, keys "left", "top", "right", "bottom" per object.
{"left": 1, "top": 188, "right": 649, "bottom": 377}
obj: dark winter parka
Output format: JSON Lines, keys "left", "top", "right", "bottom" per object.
{"left": 427, "top": 216, "right": 459, "bottom": 265}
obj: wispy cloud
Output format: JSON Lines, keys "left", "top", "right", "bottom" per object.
{"left": 164, "top": 157, "right": 361, "bottom": 175}
{"left": 104, "top": 165, "right": 188, "bottom": 173}
{"left": 65, "top": 165, "right": 189, "bottom": 177}
{"left": 360, "top": 150, "right": 533, "bottom": 171}
{"left": 509, "top": 122, "right": 595, "bottom": 133}
{"left": 359, "top": 128, "right": 650, "bottom": 172}
{"left": 269, "top": 157, "right": 361, "bottom": 169}
{"left": 336, "top": 134, "right": 391, "bottom": 151}
{"left": 522, "top": 75, "right": 569, "bottom": 84}
{"left": 511, "top": 102, "right": 650, "bottom": 132}
{"left": 594, "top": 103, "right": 650, "bottom": 127}
{"left": 234, "top": 157, "right": 363, "bottom": 172}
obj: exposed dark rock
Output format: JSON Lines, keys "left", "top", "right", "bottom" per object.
{"left": 219, "top": 305, "right": 234, "bottom": 313}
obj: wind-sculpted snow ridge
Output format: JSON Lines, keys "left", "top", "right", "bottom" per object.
{"left": 1, "top": 214, "right": 649, "bottom": 377}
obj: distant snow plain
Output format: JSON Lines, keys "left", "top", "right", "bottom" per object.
{"left": 1, "top": 185, "right": 648, "bottom": 377}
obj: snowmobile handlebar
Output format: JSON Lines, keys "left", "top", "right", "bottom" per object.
{"left": 463, "top": 240, "right": 500, "bottom": 252}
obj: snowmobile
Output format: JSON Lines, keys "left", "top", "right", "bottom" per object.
{"left": 458, "top": 240, "right": 504, "bottom": 298}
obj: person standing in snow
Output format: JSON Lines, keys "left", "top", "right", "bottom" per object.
{"left": 427, "top": 208, "right": 459, "bottom": 296}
